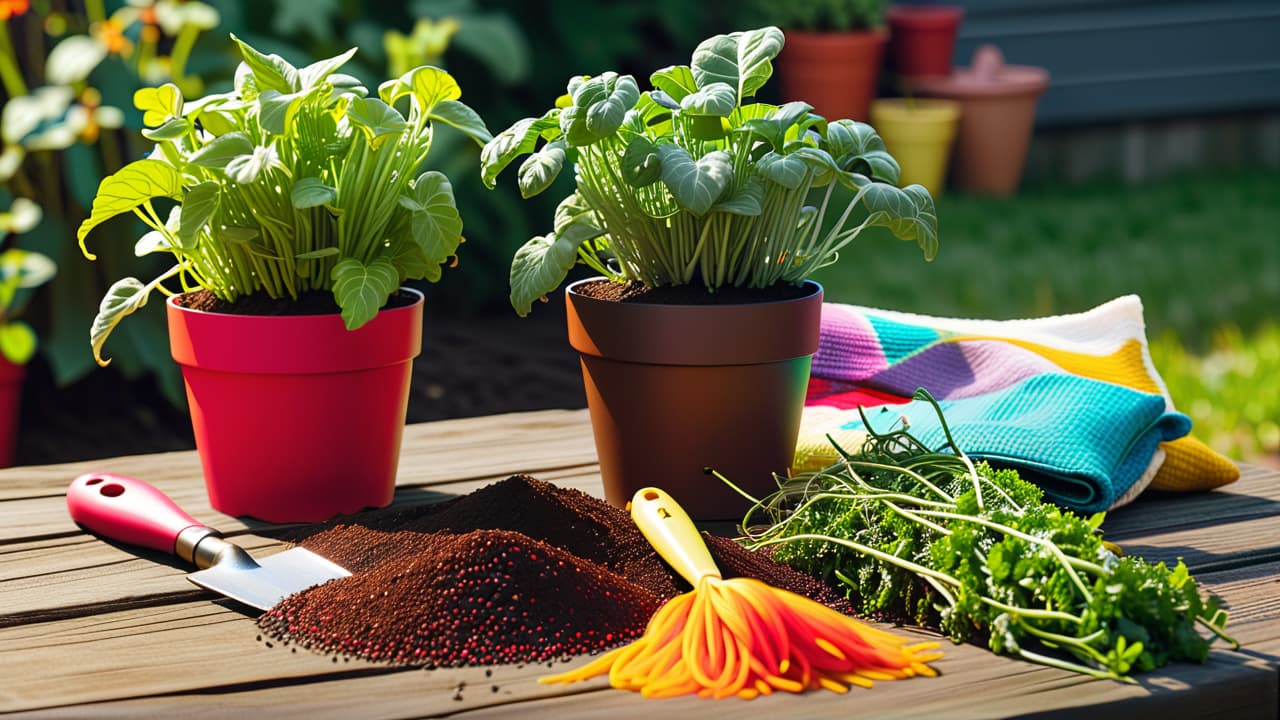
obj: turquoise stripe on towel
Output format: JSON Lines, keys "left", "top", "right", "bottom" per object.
{"left": 842, "top": 374, "right": 1192, "bottom": 512}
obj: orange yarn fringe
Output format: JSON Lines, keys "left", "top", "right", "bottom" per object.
{"left": 540, "top": 576, "right": 942, "bottom": 699}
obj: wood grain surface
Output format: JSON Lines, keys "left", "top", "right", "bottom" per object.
{"left": 2, "top": 409, "right": 1277, "bottom": 719}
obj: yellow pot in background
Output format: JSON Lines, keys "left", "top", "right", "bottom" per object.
{"left": 869, "top": 98, "right": 961, "bottom": 195}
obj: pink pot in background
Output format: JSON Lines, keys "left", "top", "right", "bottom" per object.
{"left": 887, "top": 4, "right": 965, "bottom": 80}
{"left": 167, "top": 289, "right": 423, "bottom": 522}
{"left": 910, "top": 44, "right": 1050, "bottom": 195}
{"left": 0, "top": 355, "right": 23, "bottom": 468}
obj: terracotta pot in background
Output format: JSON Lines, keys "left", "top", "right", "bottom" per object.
{"left": 778, "top": 30, "right": 887, "bottom": 122}
{"left": 167, "top": 289, "right": 423, "bottom": 522}
{"left": 886, "top": 4, "right": 965, "bottom": 80}
{"left": 566, "top": 279, "right": 823, "bottom": 520}
{"left": 910, "top": 44, "right": 1050, "bottom": 196}
{"left": 0, "top": 355, "right": 23, "bottom": 468}
{"left": 870, "top": 98, "right": 961, "bottom": 195}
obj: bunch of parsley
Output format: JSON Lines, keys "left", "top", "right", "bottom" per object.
{"left": 739, "top": 392, "right": 1236, "bottom": 681}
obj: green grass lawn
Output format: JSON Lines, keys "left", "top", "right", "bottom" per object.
{"left": 813, "top": 170, "right": 1280, "bottom": 463}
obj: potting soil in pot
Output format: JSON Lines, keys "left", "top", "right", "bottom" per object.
{"left": 256, "top": 475, "right": 852, "bottom": 668}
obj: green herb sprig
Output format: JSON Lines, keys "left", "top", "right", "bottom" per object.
{"left": 77, "top": 35, "right": 492, "bottom": 365}
{"left": 736, "top": 391, "right": 1236, "bottom": 681}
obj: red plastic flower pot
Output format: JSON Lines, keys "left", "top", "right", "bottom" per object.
{"left": 167, "top": 289, "right": 423, "bottom": 522}
{"left": 0, "top": 354, "right": 23, "bottom": 468}
{"left": 566, "top": 279, "right": 823, "bottom": 520}
{"left": 887, "top": 4, "right": 965, "bottom": 80}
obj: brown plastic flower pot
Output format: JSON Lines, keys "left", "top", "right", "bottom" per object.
{"left": 566, "top": 279, "right": 823, "bottom": 520}
{"left": 778, "top": 30, "right": 887, "bottom": 122}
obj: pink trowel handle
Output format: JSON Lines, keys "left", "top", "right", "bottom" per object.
{"left": 67, "top": 472, "right": 210, "bottom": 556}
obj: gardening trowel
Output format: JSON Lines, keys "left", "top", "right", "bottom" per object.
{"left": 67, "top": 472, "right": 350, "bottom": 611}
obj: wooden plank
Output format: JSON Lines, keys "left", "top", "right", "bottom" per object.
{"left": 0, "top": 466, "right": 605, "bottom": 621}
{"left": 1104, "top": 465, "right": 1280, "bottom": 540}
{"left": 4, "top": 611, "right": 1272, "bottom": 720}
{"left": 0, "top": 408, "right": 597, "bottom": 501}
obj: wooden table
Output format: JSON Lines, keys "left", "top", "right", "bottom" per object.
{"left": 3, "top": 409, "right": 1278, "bottom": 719}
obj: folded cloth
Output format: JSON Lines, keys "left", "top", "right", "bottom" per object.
{"left": 797, "top": 296, "right": 1238, "bottom": 510}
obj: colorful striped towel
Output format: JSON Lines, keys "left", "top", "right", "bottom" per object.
{"left": 795, "top": 296, "right": 1239, "bottom": 512}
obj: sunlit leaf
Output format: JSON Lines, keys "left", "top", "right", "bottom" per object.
{"left": 77, "top": 160, "right": 183, "bottom": 257}
{"left": 479, "top": 110, "right": 560, "bottom": 188}
{"left": 346, "top": 97, "right": 408, "bottom": 150}
{"left": 230, "top": 34, "right": 299, "bottom": 94}
{"left": 427, "top": 100, "right": 491, "bottom": 146}
{"left": 134, "top": 84, "right": 185, "bottom": 128}
{"left": 650, "top": 65, "right": 698, "bottom": 102}
{"left": 331, "top": 257, "right": 400, "bottom": 329}
{"left": 509, "top": 232, "right": 584, "bottom": 317}
{"left": 298, "top": 46, "right": 357, "bottom": 89}
{"left": 691, "top": 27, "right": 784, "bottom": 101}
{"left": 404, "top": 171, "right": 463, "bottom": 263}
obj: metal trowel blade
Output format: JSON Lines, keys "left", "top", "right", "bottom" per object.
{"left": 188, "top": 547, "right": 351, "bottom": 611}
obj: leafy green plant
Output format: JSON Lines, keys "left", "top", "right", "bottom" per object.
{"left": 736, "top": 392, "right": 1235, "bottom": 681}
{"left": 739, "top": 0, "right": 888, "bottom": 32}
{"left": 0, "top": 197, "right": 55, "bottom": 365}
{"left": 481, "top": 26, "right": 936, "bottom": 315}
{"left": 77, "top": 36, "right": 491, "bottom": 365}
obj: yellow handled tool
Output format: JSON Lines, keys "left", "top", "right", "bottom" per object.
{"left": 541, "top": 486, "right": 943, "bottom": 699}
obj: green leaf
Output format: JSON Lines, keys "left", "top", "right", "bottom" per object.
{"left": 177, "top": 182, "right": 220, "bottom": 248}
{"left": 225, "top": 146, "right": 279, "bottom": 185}
{"left": 77, "top": 160, "right": 183, "bottom": 257}
{"left": 553, "top": 192, "right": 597, "bottom": 235}
{"left": 188, "top": 132, "right": 254, "bottom": 170}
{"left": 656, "top": 146, "right": 732, "bottom": 215}
{"left": 257, "top": 90, "right": 305, "bottom": 136}
{"left": 509, "top": 232, "right": 584, "bottom": 317}
{"left": 757, "top": 151, "right": 809, "bottom": 189}
{"left": 295, "top": 247, "right": 339, "bottom": 260}
{"left": 427, "top": 100, "right": 492, "bottom": 146}
{"left": 650, "top": 65, "right": 698, "bottom": 102}
{"left": 331, "top": 257, "right": 400, "bottom": 329}
{"left": 711, "top": 175, "right": 765, "bottom": 216}
{"left": 517, "top": 141, "right": 566, "bottom": 199}
{"left": 347, "top": 98, "right": 408, "bottom": 150}
{"left": 230, "top": 33, "right": 299, "bottom": 94}
{"left": 291, "top": 177, "right": 338, "bottom": 209}
{"left": 404, "top": 171, "right": 463, "bottom": 263}
{"left": 859, "top": 182, "right": 939, "bottom": 260}
{"left": 380, "top": 65, "right": 461, "bottom": 114}
{"left": 133, "top": 84, "right": 184, "bottom": 127}
{"left": 479, "top": 110, "right": 560, "bottom": 188}
{"left": 140, "top": 117, "right": 192, "bottom": 142}
{"left": 826, "top": 119, "right": 900, "bottom": 184}
{"left": 691, "top": 27, "right": 784, "bottom": 102}
{"left": 328, "top": 73, "right": 369, "bottom": 100}
{"left": 0, "top": 321, "right": 36, "bottom": 365}
{"left": 298, "top": 47, "right": 358, "bottom": 90}
{"left": 680, "top": 82, "right": 737, "bottom": 117}
{"left": 621, "top": 136, "right": 662, "bottom": 187}
{"left": 561, "top": 72, "right": 639, "bottom": 146}
{"left": 89, "top": 277, "right": 150, "bottom": 366}
{"left": 744, "top": 101, "right": 813, "bottom": 151}
{"left": 217, "top": 226, "right": 260, "bottom": 244}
